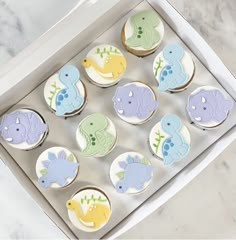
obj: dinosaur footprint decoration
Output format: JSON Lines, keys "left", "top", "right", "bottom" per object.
{"left": 36, "top": 147, "right": 79, "bottom": 189}
{"left": 153, "top": 43, "right": 195, "bottom": 92}
{"left": 110, "top": 152, "right": 153, "bottom": 194}
{"left": 149, "top": 114, "right": 191, "bottom": 165}
{"left": 76, "top": 113, "right": 117, "bottom": 157}
{"left": 44, "top": 65, "right": 86, "bottom": 117}
{"left": 81, "top": 44, "right": 127, "bottom": 87}
{"left": 66, "top": 188, "right": 111, "bottom": 232}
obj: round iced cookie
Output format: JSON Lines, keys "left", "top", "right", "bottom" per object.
{"left": 112, "top": 82, "right": 158, "bottom": 124}
{"left": 110, "top": 152, "right": 153, "bottom": 194}
{"left": 0, "top": 108, "right": 48, "bottom": 150}
{"left": 149, "top": 114, "right": 191, "bottom": 165}
{"left": 186, "top": 86, "right": 234, "bottom": 129}
{"left": 76, "top": 113, "right": 117, "bottom": 157}
{"left": 121, "top": 9, "right": 164, "bottom": 56}
{"left": 153, "top": 43, "right": 195, "bottom": 92}
{"left": 44, "top": 65, "right": 87, "bottom": 117}
{"left": 36, "top": 147, "right": 79, "bottom": 189}
{"left": 66, "top": 188, "right": 111, "bottom": 232}
{"left": 81, "top": 44, "right": 127, "bottom": 87}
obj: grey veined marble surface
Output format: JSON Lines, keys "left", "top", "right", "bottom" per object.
{"left": 0, "top": 0, "right": 236, "bottom": 239}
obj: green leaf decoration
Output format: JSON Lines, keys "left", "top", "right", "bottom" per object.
{"left": 95, "top": 46, "right": 120, "bottom": 58}
{"left": 48, "top": 82, "right": 61, "bottom": 107}
{"left": 154, "top": 57, "right": 164, "bottom": 76}
{"left": 79, "top": 195, "right": 107, "bottom": 205}
{"left": 140, "top": 158, "right": 149, "bottom": 165}
{"left": 67, "top": 153, "right": 74, "bottom": 161}
{"left": 40, "top": 168, "right": 48, "bottom": 175}
{"left": 153, "top": 130, "right": 165, "bottom": 154}
{"left": 116, "top": 171, "right": 124, "bottom": 180}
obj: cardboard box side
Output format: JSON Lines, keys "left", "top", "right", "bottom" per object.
{"left": 147, "top": 0, "right": 236, "bottom": 100}
{"left": 0, "top": 0, "right": 141, "bottom": 115}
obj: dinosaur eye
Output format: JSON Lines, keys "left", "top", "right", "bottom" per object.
{"left": 84, "top": 59, "right": 87, "bottom": 62}
{"left": 128, "top": 101, "right": 132, "bottom": 104}
{"left": 90, "top": 123, "right": 93, "bottom": 126}
{"left": 119, "top": 186, "right": 122, "bottom": 189}
{"left": 203, "top": 107, "right": 207, "bottom": 110}
{"left": 42, "top": 180, "right": 45, "bottom": 183}
{"left": 16, "top": 128, "right": 19, "bottom": 131}
{"left": 142, "top": 17, "right": 145, "bottom": 20}
{"left": 167, "top": 122, "right": 171, "bottom": 126}
{"left": 68, "top": 202, "right": 71, "bottom": 206}
{"left": 65, "top": 74, "right": 68, "bottom": 77}
{"left": 169, "top": 51, "right": 172, "bottom": 54}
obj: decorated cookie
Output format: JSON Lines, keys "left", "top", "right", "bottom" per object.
{"left": 36, "top": 147, "right": 79, "bottom": 189}
{"left": 44, "top": 65, "right": 86, "bottom": 117}
{"left": 121, "top": 10, "right": 164, "bottom": 56}
{"left": 153, "top": 43, "right": 195, "bottom": 92}
{"left": 0, "top": 108, "right": 48, "bottom": 150}
{"left": 66, "top": 188, "right": 111, "bottom": 232}
{"left": 81, "top": 44, "right": 127, "bottom": 87}
{"left": 149, "top": 114, "right": 190, "bottom": 165}
{"left": 110, "top": 152, "right": 153, "bottom": 194}
{"left": 76, "top": 113, "right": 117, "bottom": 157}
{"left": 112, "top": 82, "right": 158, "bottom": 124}
{"left": 186, "top": 86, "right": 234, "bottom": 129}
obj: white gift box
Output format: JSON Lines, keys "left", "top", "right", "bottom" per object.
{"left": 0, "top": 0, "right": 235, "bottom": 239}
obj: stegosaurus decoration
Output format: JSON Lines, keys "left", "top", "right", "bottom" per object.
{"left": 38, "top": 150, "right": 79, "bottom": 188}
{"left": 115, "top": 155, "right": 153, "bottom": 193}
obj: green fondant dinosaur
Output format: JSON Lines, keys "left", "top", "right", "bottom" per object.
{"left": 79, "top": 113, "right": 115, "bottom": 157}
{"left": 125, "top": 10, "right": 161, "bottom": 49}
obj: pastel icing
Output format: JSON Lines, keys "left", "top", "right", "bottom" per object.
{"left": 157, "top": 43, "right": 188, "bottom": 91}
{"left": 38, "top": 150, "right": 79, "bottom": 188}
{"left": 186, "top": 88, "right": 233, "bottom": 124}
{"left": 0, "top": 110, "right": 47, "bottom": 145}
{"left": 81, "top": 46, "right": 126, "bottom": 81}
{"left": 66, "top": 190, "right": 111, "bottom": 230}
{"left": 161, "top": 114, "right": 190, "bottom": 165}
{"left": 115, "top": 155, "right": 153, "bottom": 193}
{"left": 55, "top": 65, "right": 84, "bottom": 116}
{"left": 112, "top": 83, "right": 158, "bottom": 119}
{"left": 125, "top": 10, "right": 161, "bottom": 49}
{"left": 79, "top": 113, "right": 116, "bottom": 157}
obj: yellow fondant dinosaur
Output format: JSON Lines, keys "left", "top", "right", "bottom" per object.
{"left": 81, "top": 54, "right": 126, "bottom": 80}
{"left": 66, "top": 199, "right": 111, "bottom": 229}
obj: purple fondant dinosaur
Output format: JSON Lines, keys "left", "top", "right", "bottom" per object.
{"left": 186, "top": 88, "right": 233, "bottom": 123}
{"left": 112, "top": 84, "right": 158, "bottom": 119}
{"left": 0, "top": 111, "right": 47, "bottom": 145}
{"left": 115, "top": 155, "right": 153, "bottom": 193}
{"left": 38, "top": 150, "right": 79, "bottom": 188}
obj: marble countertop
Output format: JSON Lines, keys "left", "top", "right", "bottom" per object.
{"left": 0, "top": 0, "right": 236, "bottom": 239}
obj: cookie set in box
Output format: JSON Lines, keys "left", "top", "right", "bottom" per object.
{"left": 0, "top": 2, "right": 235, "bottom": 238}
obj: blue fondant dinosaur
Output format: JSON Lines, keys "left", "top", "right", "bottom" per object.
{"left": 38, "top": 150, "right": 79, "bottom": 188}
{"left": 158, "top": 43, "right": 188, "bottom": 91}
{"left": 55, "top": 65, "right": 83, "bottom": 116}
{"left": 115, "top": 155, "right": 153, "bottom": 193}
{"left": 161, "top": 114, "right": 190, "bottom": 165}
